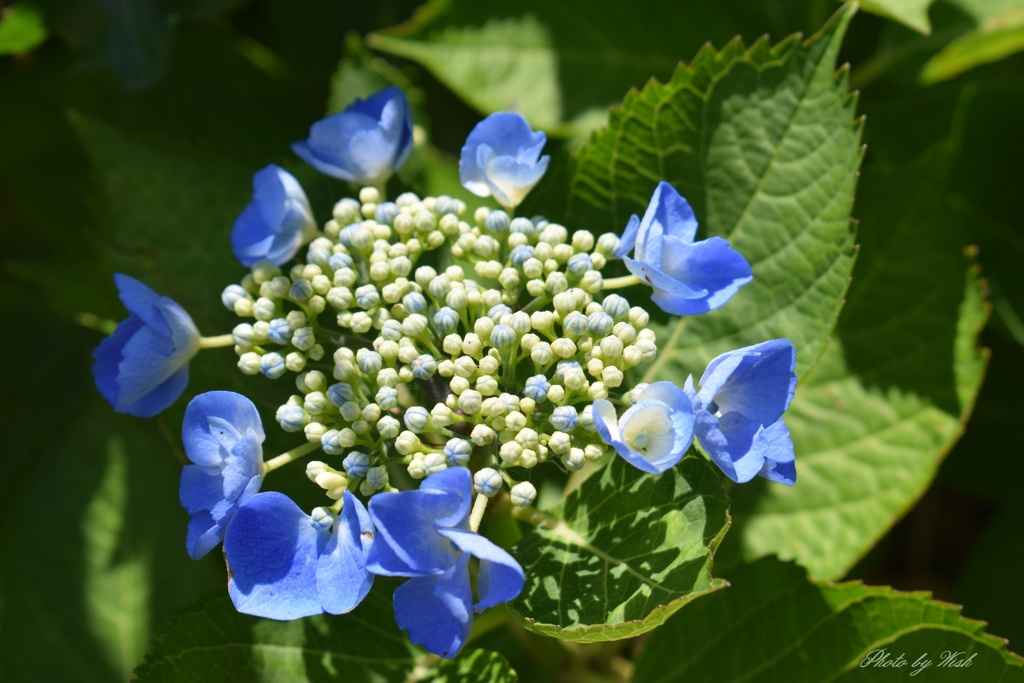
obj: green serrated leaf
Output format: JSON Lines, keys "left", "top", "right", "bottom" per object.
{"left": 418, "top": 648, "right": 519, "bottom": 683}
{"left": 860, "top": 0, "right": 936, "bottom": 34}
{"left": 633, "top": 556, "right": 1024, "bottom": 682}
{"left": 572, "top": 3, "right": 860, "bottom": 381}
{"left": 134, "top": 591, "right": 416, "bottom": 682}
{"left": 509, "top": 455, "right": 730, "bottom": 642}
{"left": 729, "top": 143, "right": 989, "bottom": 579}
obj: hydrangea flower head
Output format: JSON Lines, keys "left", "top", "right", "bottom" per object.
{"left": 223, "top": 490, "right": 374, "bottom": 619}
{"left": 92, "top": 274, "right": 200, "bottom": 417}
{"left": 618, "top": 181, "right": 753, "bottom": 315}
{"left": 366, "top": 467, "right": 524, "bottom": 658}
{"left": 592, "top": 381, "right": 696, "bottom": 473}
{"left": 232, "top": 164, "right": 316, "bottom": 267}
{"left": 292, "top": 86, "right": 413, "bottom": 186}
{"left": 179, "top": 391, "right": 265, "bottom": 559}
{"left": 459, "top": 112, "right": 549, "bottom": 209}
{"left": 685, "top": 339, "right": 797, "bottom": 484}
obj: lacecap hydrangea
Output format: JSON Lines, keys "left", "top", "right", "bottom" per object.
{"left": 90, "top": 87, "right": 800, "bottom": 659}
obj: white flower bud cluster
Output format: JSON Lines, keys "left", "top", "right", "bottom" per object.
{"left": 222, "top": 188, "right": 664, "bottom": 509}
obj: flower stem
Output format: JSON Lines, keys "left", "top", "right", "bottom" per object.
{"left": 469, "top": 492, "right": 489, "bottom": 532}
{"left": 197, "top": 333, "right": 235, "bottom": 349}
{"left": 263, "top": 441, "right": 320, "bottom": 474}
{"left": 601, "top": 274, "right": 642, "bottom": 290}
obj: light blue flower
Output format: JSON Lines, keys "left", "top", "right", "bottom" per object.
{"left": 92, "top": 274, "right": 200, "bottom": 417}
{"left": 366, "top": 468, "right": 524, "bottom": 658}
{"left": 292, "top": 86, "right": 413, "bottom": 186}
{"left": 618, "top": 182, "right": 753, "bottom": 315}
{"left": 459, "top": 112, "right": 549, "bottom": 209}
{"left": 179, "top": 391, "right": 265, "bottom": 559}
{"left": 592, "top": 382, "right": 696, "bottom": 474}
{"left": 223, "top": 490, "right": 374, "bottom": 619}
{"left": 231, "top": 165, "right": 316, "bottom": 267}
{"left": 684, "top": 339, "right": 797, "bottom": 485}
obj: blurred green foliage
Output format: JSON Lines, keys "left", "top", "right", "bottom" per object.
{"left": 2, "top": 0, "right": 1023, "bottom": 680}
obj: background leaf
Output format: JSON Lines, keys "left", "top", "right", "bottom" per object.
{"left": 632, "top": 556, "right": 1024, "bottom": 682}
{"left": 569, "top": 3, "right": 860, "bottom": 380}
{"left": 860, "top": 0, "right": 936, "bottom": 34}
{"left": 509, "top": 456, "right": 730, "bottom": 641}
{"left": 726, "top": 143, "right": 988, "bottom": 579}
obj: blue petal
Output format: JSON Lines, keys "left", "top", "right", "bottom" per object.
{"left": 222, "top": 432, "right": 264, "bottom": 500}
{"left": 698, "top": 339, "right": 796, "bottom": 425}
{"left": 756, "top": 418, "right": 796, "bottom": 485}
{"left": 617, "top": 214, "right": 640, "bottom": 258}
{"left": 118, "top": 363, "right": 190, "bottom": 418}
{"left": 478, "top": 148, "right": 550, "bottom": 208}
{"left": 694, "top": 408, "right": 765, "bottom": 483}
{"left": 317, "top": 491, "right": 375, "bottom": 614}
{"left": 291, "top": 140, "right": 354, "bottom": 182}
{"left": 225, "top": 492, "right": 327, "bottom": 619}
{"left": 232, "top": 201, "right": 274, "bottom": 267}
{"left": 393, "top": 556, "right": 473, "bottom": 658}
{"left": 113, "top": 274, "right": 170, "bottom": 337}
{"left": 183, "top": 391, "right": 265, "bottom": 468}
{"left": 366, "top": 487, "right": 462, "bottom": 575}
{"left": 460, "top": 112, "right": 546, "bottom": 200}
{"left": 183, "top": 474, "right": 261, "bottom": 559}
{"left": 660, "top": 235, "right": 752, "bottom": 311}
{"left": 91, "top": 315, "right": 143, "bottom": 406}
{"left": 439, "top": 528, "right": 524, "bottom": 611}
{"left": 179, "top": 464, "right": 224, "bottom": 514}
{"left": 420, "top": 467, "right": 473, "bottom": 528}
{"left": 644, "top": 182, "right": 698, "bottom": 243}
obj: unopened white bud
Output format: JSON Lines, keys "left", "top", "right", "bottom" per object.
{"left": 510, "top": 482, "right": 537, "bottom": 507}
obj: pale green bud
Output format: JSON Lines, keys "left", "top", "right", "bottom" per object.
{"left": 588, "top": 382, "right": 609, "bottom": 400}
{"left": 546, "top": 384, "right": 565, "bottom": 403}
{"left": 397, "top": 343, "right": 419, "bottom": 365}
{"left": 580, "top": 270, "right": 603, "bottom": 293}
{"left": 233, "top": 298, "right": 254, "bottom": 316}
{"left": 553, "top": 291, "right": 577, "bottom": 317}
{"left": 474, "top": 316, "right": 495, "bottom": 340}
{"left": 381, "top": 283, "right": 403, "bottom": 303}
{"left": 614, "top": 322, "right": 637, "bottom": 344}
{"left": 457, "top": 390, "right": 483, "bottom": 414}
{"left": 478, "top": 355, "right": 500, "bottom": 375}
{"left": 520, "top": 397, "right": 536, "bottom": 414}
{"left": 395, "top": 431, "right": 421, "bottom": 455}
{"left": 377, "top": 415, "right": 400, "bottom": 440}
{"left": 505, "top": 411, "right": 527, "bottom": 431}
{"left": 563, "top": 366, "right": 588, "bottom": 392}
{"left": 462, "top": 333, "right": 483, "bottom": 357}
{"left": 437, "top": 359, "right": 456, "bottom": 377}
{"left": 622, "top": 346, "right": 644, "bottom": 368}
{"left": 546, "top": 272, "right": 569, "bottom": 295}
{"left": 304, "top": 422, "right": 327, "bottom": 443}
{"left": 510, "top": 481, "right": 537, "bottom": 507}
{"left": 526, "top": 278, "right": 546, "bottom": 296}
{"left": 377, "top": 340, "right": 399, "bottom": 364}
{"left": 531, "top": 342, "right": 553, "bottom": 366}
{"left": 439, "top": 213, "right": 461, "bottom": 237}
{"left": 499, "top": 440, "right": 523, "bottom": 465}
{"left": 303, "top": 391, "right": 329, "bottom": 415}
{"left": 551, "top": 338, "right": 577, "bottom": 359}
{"left": 515, "top": 428, "right": 539, "bottom": 450}
{"left": 306, "top": 460, "right": 328, "bottom": 482}
{"left": 476, "top": 375, "right": 499, "bottom": 396}
{"left": 602, "top": 365, "right": 624, "bottom": 388}
{"left": 522, "top": 258, "right": 543, "bottom": 279}
{"left": 519, "top": 333, "right": 539, "bottom": 352}
{"left": 571, "top": 230, "right": 595, "bottom": 252}
{"left": 626, "top": 383, "right": 650, "bottom": 405}
{"left": 253, "top": 297, "right": 277, "bottom": 321}
{"left": 481, "top": 397, "right": 505, "bottom": 418}
{"left": 600, "top": 335, "right": 624, "bottom": 360}
{"left": 450, "top": 376, "right": 470, "bottom": 395}
{"left": 442, "top": 334, "right": 463, "bottom": 355}
{"left": 251, "top": 259, "right": 281, "bottom": 285}
{"left": 446, "top": 287, "right": 468, "bottom": 310}
{"left": 359, "top": 186, "right": 380, "bottom": 204}
{"left": 587, "top": 357, "right": 605, "bottom": 377}
{"left": 334, "top": 266, "right": 357, "bottom": 288}
{"left": 377, "top": 368, "right": 399, "bottom": 388}
{"left": 475, "top": 260, "right": 502, "bottom": 279}
{"left": 362, "top": 403, "right": 382, "bottom": 423}
{"left": 407, "top": 458, "right": 427, "bottom": 479}
{"left": 238, "top": 352, "right": 261, "bottom": 375}
{"left": 563, "top": 448, "right": 586, "bottom": 471}
{"left": 422, "top": 452, "right": 447, "bottom": 476}
{"left": 552, "top": 244, "right": 574, "bottom": 263}
{"left": 340, "top": 401, "right": 361, "bottom": 422}
{"left": 549, "top": 431, "right": 571, "bottom": 455}
{"left": 315, "top": 470, "right": 349, "bottom": 500}
{"left": 297, "top": 370, "right": 327, "bottom": 393}
{"left": 430, "top": 403, "right": 454, "bottom": 426}
{"left": 474, "top": 468, "right": 503, "bottom": 497}
{"left": 584, "top": 444, "right": 605, "bottom": 462}
{"left": 415, "top": 265, "right": 437, "bottom": 289}
{"left": 498, "top": 268, "right": 520, "bottom": 290}
{"left": 362, "top": 466, "right": 388, "bottom": 495}
{"left": 454, "top": 356, "right": 477, "bottom": 378}
{"left": 470, "top": 424, "right": 495, "bottom": 446}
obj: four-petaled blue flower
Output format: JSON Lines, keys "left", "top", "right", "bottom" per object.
{"left": 684, "top": 339, "right": 797, "bottom": 485}
{"left": 366, "top": 467, "right": 524, "bottom": 658}
{"left": 232, "top": 165, "right": 316, "bottom": 267}
{"left": 459, "top": 112, "right": 549, "bottom": 209}
{"left": 592, "top": 382, "right": 696, "bottom": 473}
{"left": 92, "top": 274, "right": 200, "bottom": 417}
{"left": 179, "top": 391, "right": 266, "bottom": 559}
{"left": 292, "top": 86, "right": 413, "bottom": 187}
{"left": 223, "top": 490, "right": 375, "bottom": 619}
{"left": 618, "top": 181, "right": 753, "bottom": 315}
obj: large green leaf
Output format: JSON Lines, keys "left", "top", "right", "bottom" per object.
{"left": 134, "top": 592, "right": 412, "bottom": 682}
{"left": 134, "top": 591, "right": 517, "bottom": 682}
{"left": 633, "top": 557, "right": 1024, "bottom": 682}
{"left": 572, "top": 3, "right": 860, "bottom": 380}
{"left": 509, "top": 455, "right": 730, "bottom": 642}
{"left": 0, "top": 400, "right": 222, "bottom": 682}
{"left": 729, "top": 144, "right": 988, "bottom": 578}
